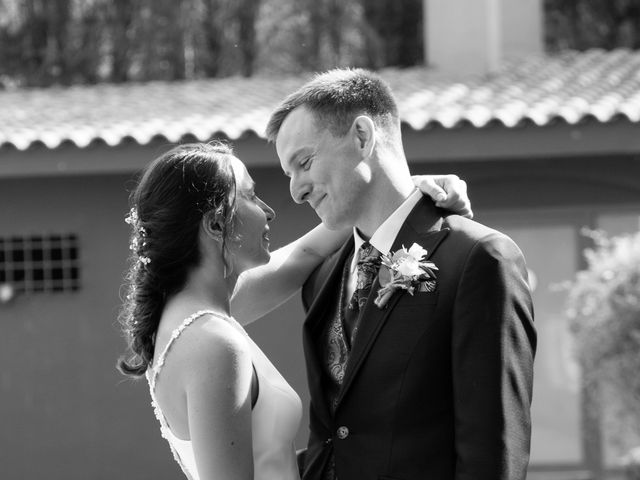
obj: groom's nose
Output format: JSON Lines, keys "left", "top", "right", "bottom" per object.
{"left": 290, "top": 175, "right": 311, "bottom": 204}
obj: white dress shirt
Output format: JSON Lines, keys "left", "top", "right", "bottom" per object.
{"left": 346, "top": 189, "right": 423, "bottom": 301}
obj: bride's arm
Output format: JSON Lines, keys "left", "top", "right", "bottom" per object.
{"left": 187, "top": 322, "right": 255, "bottom": 479}
{"left": 230, "top": 173, "right": 473, "bottom": 325}
{"left": 231, "top": 223, "right": 348, "bottom": 325}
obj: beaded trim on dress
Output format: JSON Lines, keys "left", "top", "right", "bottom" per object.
{"left": 146, "top": 309, "right": 227, "bottom": 479}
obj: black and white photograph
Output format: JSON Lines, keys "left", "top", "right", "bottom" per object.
{"left": 0, "top": 1, "right": 639, "bottom": 479}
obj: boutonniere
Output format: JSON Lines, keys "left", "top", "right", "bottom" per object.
{"left": 374, "top": 243, "right": 438, "bottom": 309}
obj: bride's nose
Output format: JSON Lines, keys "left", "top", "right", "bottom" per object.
{"left": 259, "top": 198, "right": 275, "bottom": 221}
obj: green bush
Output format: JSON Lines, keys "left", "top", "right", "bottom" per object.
{"left": 565, "top": 229, "right": 640, "bottom": 467}
{"left": 623, "top": 447, "right": 640, "bottom": 480}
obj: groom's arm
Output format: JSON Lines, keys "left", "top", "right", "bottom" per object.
{"left": 451, "top": 231, "right": 536, "bottom": 480}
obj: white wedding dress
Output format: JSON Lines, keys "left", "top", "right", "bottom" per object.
{"left": 146, "top": 310, "right": 303, "bottom": 480}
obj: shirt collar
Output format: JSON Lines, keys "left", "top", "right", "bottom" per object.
{"left": 351, "top": 188, "right": 422, "bottom": 271}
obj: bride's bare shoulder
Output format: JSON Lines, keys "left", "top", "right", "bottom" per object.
{"left": 178, "top": 314, "right": 252, "bottom": 383}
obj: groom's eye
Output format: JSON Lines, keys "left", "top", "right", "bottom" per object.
{"left": 300, "top": 156, "right": 313, "bottom": 170}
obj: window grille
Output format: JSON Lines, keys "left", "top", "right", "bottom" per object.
{"left": 0, "top": 234, "right": 80, "bottom": 293}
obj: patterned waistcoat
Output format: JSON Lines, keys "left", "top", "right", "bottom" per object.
{"left": 320, "top": 255, "right": 353, "bottom": 413}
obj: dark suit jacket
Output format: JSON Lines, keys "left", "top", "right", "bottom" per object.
{"left": 300, "top": 196, "right": 536, "bottom": 480}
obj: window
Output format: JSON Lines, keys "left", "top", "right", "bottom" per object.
{"left": 0, "top": 234, "right": 80, "bottom": 293}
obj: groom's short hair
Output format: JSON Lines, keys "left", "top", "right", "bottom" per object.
{"left": 266, "top": 68, "right": 400, "bottom": 142}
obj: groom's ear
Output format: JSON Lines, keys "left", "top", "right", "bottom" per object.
{"left": 353, "top": 115, "right": 376, "bottom": 159}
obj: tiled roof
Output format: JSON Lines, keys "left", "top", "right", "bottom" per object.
{"left": 1, "top": 49, "right": 640, "bottom": 151}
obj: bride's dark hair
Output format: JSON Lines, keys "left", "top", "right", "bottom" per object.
{"left": 117, "top": 142, "right": 237, "bottom": 377}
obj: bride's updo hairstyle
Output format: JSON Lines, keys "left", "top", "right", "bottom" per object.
{"left": 117, "top": 142, "right": 237, "bottom": 377}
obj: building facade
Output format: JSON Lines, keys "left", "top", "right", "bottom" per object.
{"left": 1, "top": 51, "right": 640, "bottom": 478}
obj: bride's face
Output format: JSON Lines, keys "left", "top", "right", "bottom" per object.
{"left": 226, "top": 157, "right": 275, "bottom": 274}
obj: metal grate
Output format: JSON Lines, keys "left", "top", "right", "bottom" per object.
{"left": 0, "top": 234, "right": 80, "bottom": 293}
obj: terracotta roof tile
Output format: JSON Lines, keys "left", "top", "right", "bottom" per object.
{"left": 1, "top": 49, "right": 639, "bottom": 151}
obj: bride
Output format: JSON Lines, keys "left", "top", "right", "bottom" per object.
{"left": 117, "top": 142, "right": 470, "bottom": 479}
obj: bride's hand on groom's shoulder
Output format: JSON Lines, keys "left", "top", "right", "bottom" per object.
{"left": 412, "top": 174, "right": 473, "bottom": 219}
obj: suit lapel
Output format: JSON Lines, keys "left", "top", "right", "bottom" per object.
{"left": 335, "top": 196, "right": 450, "bottom": 408}
{"left": 303, "top": 237, "right": 354, "bottom": 424}
{"left": 304, "top": 237, "right": 354, "bottom": 334}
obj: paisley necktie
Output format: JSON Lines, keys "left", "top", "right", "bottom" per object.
{"left": 343, "top": 241, "right": 381, "bottom": 348}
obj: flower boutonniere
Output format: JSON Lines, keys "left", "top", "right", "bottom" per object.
{"left": 374, "top": 243, "right": 438, "bottom": 309}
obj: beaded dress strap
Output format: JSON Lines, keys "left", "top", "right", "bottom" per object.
{"left": 146, "top": 309, "right": 231, "bottom": 480}
{"left": 148, "top": 309, "right": 228, "bottom": 390}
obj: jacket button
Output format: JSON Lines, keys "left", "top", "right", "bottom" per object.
{"left": 336, "top": 426, "right": 349, "bottom": 439}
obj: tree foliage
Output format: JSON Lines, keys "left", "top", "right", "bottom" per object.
{"left": 546, "top": 0, "right": 640, "bottom": 51}
{"left": 2, "top": 0, "right": 639, "bottom": 88}
{"left": 0, "top": 0, "right": 424, "bottom": 88}
{"left": 565, "top": 229, "right": 640, "bottom": 455}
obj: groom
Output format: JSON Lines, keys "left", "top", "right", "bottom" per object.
{"left": 266, "top": 69, "right": 536, "bottom": 480}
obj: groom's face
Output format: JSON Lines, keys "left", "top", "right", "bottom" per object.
{"left": 275, "top": 106, "right": 368, "bottom": 230}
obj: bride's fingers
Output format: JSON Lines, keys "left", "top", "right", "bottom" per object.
{"left": 412, "top": 174, "right": 473, "bottom": 219}
{"left": 435, "top": 175, "right": 473, "bottom": 219}
{"left": 412, "top": 175, "right": 447, "bottom": 203}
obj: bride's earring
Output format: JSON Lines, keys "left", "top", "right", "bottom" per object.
{"left": 222, "top": 244, "right": 234, "bottom": 279}
{"left": 207, "top": 217, "right": 230, "bottom": 278}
